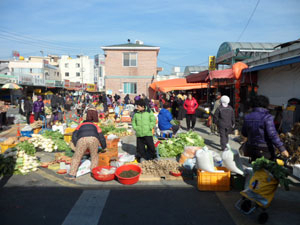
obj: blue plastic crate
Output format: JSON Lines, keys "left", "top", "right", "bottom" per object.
{"left": 21, "top": 130, "right": 33, "bottom": 137}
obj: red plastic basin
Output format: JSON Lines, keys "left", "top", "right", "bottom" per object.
{"left": 92, "top": 166, "right": 116, "bottom": 182}
{"left": 115, "top": 164, "right": 142, "bottom": 185}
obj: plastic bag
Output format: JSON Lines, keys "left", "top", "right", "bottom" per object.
{"left": 21, "top": 125, "right": 33, "bottom": 132}
{"left": 107, "top": 134, "right": 119, "bottom": 140}
{"left": 211, "top": 151, "right": 222, "bottom": 167}
{"left": 195, "top": 146, "right": 215, "bottom": 172}
{"left": 221, "top": 144, "right": 244, "bottom": 175}
{"left": 183, "top": 158, "right": 196, "bottom": 170}
{"left": 76, "top": 159, "right": 91, "bottom": 177}
{"left": 118, "top": 153, "right": 135, "bottom": 163}
{"left": 183, "top": 146, "right": 202, "bottom": 158}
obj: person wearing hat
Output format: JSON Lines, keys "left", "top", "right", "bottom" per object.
{"left": 213, "top": 95, "right": 235, "bottom": 151}
{"left": 210, "top": 92, "right": 222, "bottom": 135}
{"left": 86, "top": 104, "right": 99, "bottom": 122}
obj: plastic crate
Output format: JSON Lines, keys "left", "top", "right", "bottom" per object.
{"left": 106, "top": 138, "right": 120, "bottom": 149}
{"left": 21, "top": 130, "right": 33, "bottom": 137}
{"left": 64, "top": 135, "right": 72, "bottom": 143}
{"left": 33, "top": 128, "right": 42, "bottom": 134}
{"left": 65, "top": 127, "right": 76, "bottom": 134}
{"left": 197, "top": 167, "right": 230, "bottom": 191}
{"left": 0, "top": 143, "right": 17, "bottom": 153}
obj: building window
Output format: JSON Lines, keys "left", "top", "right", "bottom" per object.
{"left": 65, "top": 72, "right": 69, "bottom": 77}
{"left": 30, "top": 68, "right": 33, "bottom": 73}
{"left": 57, "top": 72, "right": 59, "bottom": 77}
{"left": 76, "top": 72, "right": 80, "bottom": 77}
{"left": 123, "top": 53, "right": 137, "bottom": 67}
{"left": 45, "top": 72, "right": 49, "bottom": 77}
{"left": 123, "top": 82, "right": 137, "bottom": 94}
{"left": 65, "top": 63, "right": 69, "bottom": 68}
{"left": 76, "top": 63, "right": 80, "bottom": 68}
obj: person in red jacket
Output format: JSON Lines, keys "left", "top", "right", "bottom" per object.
{"left": 184, "top": 93, "right": 199, "bottom": 131}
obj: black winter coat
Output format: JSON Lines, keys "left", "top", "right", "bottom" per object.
{"left": 213, "top": 105, "right": 235, "bottom": 130}
{"left": 71, "top": 122, "right": 106, "bottom": 149}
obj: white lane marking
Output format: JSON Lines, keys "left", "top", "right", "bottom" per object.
{"left": 62, "top": 190, "right": 110, "bottom": 225}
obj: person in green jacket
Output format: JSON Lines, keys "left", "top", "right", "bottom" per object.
{"left": 132, "top": 99, "right": 157, "bottom": 162}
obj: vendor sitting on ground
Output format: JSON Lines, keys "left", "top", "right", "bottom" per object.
{"left": 48, "top": 108, "right": 63, "bottom": 127}
{"left": 66, "top": 120, "right": 107, "bottom": 180}
{"left": 158, "top": 103, "right": 180, "bottom": 136}
{"left": 85, "top": 104, "right": 99, "bottom": 122}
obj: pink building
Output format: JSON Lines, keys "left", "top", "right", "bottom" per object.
{"left": 101, "top": 40, "right": 160, "bottom": 100}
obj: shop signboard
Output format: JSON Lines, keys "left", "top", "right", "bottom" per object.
{"left": 55, "top": 80, "right": 63, "bottom": 87}
{"left": 70, "top": 82, "right": 76, "bottom": 88}
{"left": 33, "top": 76, "right": 45, "bottom": 86}
{"left": 86, "top": 83, "right": 96, "bottom": 92}
{"left": 209, "top": 56, "right": 216, "bottom": 71}
{"left": 19, "top": 74, "right": 34, "bottom": 85}
{"left": 0, "top": 74, "right": 18, "bottom": 84}
{"left": 75, "top": 82, "right": 82, "bottom": 89}
{"left": 45, "top": 79, "right": 56, "bottom": 87}
{"left": 64, "top": 79, "right": 70, "bottom": 88}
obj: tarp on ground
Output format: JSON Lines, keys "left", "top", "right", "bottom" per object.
{"left": 186, "top": 70, "right": 209, "bottom": 83}
{"left": 150, "top": 78, "right": 208, "bottom": 93}
{"left": 208, "top": 68, "right": 234, "bottom": 80}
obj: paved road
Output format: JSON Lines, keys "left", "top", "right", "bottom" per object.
{"left": 1, "top": 185, "right": 237, "bottom": 225}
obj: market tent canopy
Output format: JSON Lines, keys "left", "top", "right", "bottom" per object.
{"left": 150, "top": 78, "right": 208, "bottom": 93}
{"left": 159, "top": 83, "right": 208, "bottom": 93}
{"left": 208, "top": 68, "right": 234, "bottom": 80}
{"left": 186, "top": 70, "right": 209, "bottom": 83}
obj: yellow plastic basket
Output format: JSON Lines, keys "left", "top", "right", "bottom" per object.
{"left": 0, "top": 143, "right": 17, "bottom": 153}
{"left": 197, "top": 167, "right": 230, "bottom": 191}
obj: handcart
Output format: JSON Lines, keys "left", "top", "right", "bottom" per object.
{"left": 235, "top": 156, "right": 291, "bottom": 224}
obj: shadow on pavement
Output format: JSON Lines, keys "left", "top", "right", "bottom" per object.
{"left": 121, "top": 142, "right": 136, "bottom": 155}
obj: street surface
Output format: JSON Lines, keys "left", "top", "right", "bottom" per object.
{"left": 1, "top": 119, "right": 300, "bottom": 225}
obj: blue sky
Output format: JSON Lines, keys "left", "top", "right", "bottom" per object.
{"left": 0, "top": 0, "right": 299, "bottom": 74}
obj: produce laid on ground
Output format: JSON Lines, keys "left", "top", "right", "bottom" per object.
{"left": 30, "top": 134, "right": 57, "bottom": 152}
{"left": 0, "top": 142, "right": 39, "bottom": 176}
{"left": 158, "top": 131, "right": 205, "bottom": 157}
{"left": 99, "top": 124, "right": 131, "bottom": 137}
{"left": 15, "top": 150, "right": 39, "bottom": 174}
{"left": 30, "top": 121, "right": 43, "bottom": 129}
{"left": 119, "top": 170, "right": 139, "bottom": 178}
{"left": 278, "top": 123, "right": 300, "bottom": 164}
{"left": 252, "top": 157, "right": 292, "bottom": 191}
{"left": 139, "top": 159, "right": 183, "bottom": 177}
{"left": 1, "top": 136, "right": 30, "bottom": 145}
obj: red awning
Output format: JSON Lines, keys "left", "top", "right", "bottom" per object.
{"left": 208, "top": 69, "right": 234, "bottom": 80}
{"left": 186, "top": 70, "right": 209, "bottom": 83}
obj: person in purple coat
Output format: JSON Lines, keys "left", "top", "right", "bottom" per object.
{"left": 242, "top": 95, "right": 289, "bottom": 162}
{"left": 33, "top": 96, "right": 44, "bottom": 121}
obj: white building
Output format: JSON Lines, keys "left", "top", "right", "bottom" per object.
{"left": 59, "top": 55, "right": 95, "bottom": 85}
{"left": 156, "top": 66, "right": 184, "bottom": 81}
{"left": 94, "top": 54, "right": 105, "bottom": 91}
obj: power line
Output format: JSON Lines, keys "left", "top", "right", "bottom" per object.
{"left": 236, "top": 0, "right": 260, "bottom": 42}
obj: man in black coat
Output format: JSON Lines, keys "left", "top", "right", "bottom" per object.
{"left": 213, "top": 95, "right": 235, "bottom": 151}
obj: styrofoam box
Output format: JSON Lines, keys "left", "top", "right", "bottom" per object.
{"left": 292, "top": 164, "right": 300, "bottom": 179}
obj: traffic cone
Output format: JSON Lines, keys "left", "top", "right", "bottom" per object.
{"left": 64, "top": 113, "right": 66, "bottom": 121}
{"left": 17, "top": 124, "right": 21, "bottom": 137}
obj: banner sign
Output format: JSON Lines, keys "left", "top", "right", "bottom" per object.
{"left": 209, "top": 56, "right": 216, "bottom": 71}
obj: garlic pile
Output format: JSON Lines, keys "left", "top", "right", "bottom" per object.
{"left": 15, "top": 150, "right": 39, "bottom": 174}
{"left": 30, "top": 134, "right": 58, "bottom": 152}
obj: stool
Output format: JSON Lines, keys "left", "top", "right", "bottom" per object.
{"left": 160, "top": 130, "right": 173, "bottom": 138}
